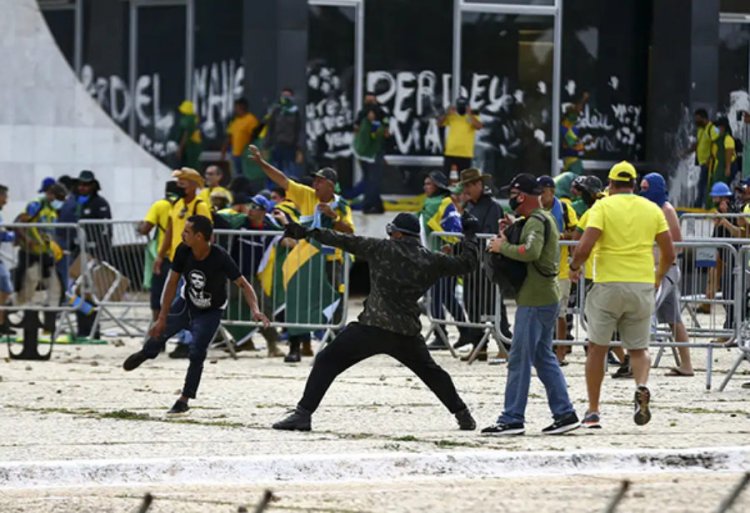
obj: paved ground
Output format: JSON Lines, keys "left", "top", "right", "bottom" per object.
{"left": 1, "top": 298, "right": 749, "bottom": 511}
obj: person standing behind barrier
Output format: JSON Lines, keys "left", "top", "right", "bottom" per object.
{"left": 222, "top": 98, "right": 260, "bottom": 177}
{"left": 272, "top": 211, "right": 480, "bottom": 432}
{"left": 438, "top": 97, "right": 483, "bottom": 176}
{"left": 139, "top": 181, "right": 181, "bottom": 322}
{"left": 640, "top": 173, "right": 694, "bottom": 377}
{"left": 123, "top": 215, "right": 269, "bottom": 414}
{"left": 538, "top": 175, "right": 578, "bottom": 365}
{"left": 75, "top": 170, "right": 112, "bottom": 263}
{"left": 175, "top": 101, "right": 202, "bottom": 170}
{"left": 452, "top": 168, "right": 513, "bottom": 357}
{"left": 156, "top": 168, "right": 213, "bottom": 359}
{"left": 569, "top": 161, "right": 675, "bottom": 429}
{"left": 265, "top": 88, "right": 303, "bottom": 178}
{"left": 686, "top": 109, "right": 719, "bottom": 208}
{"left": 420, "top": 171, "right": 467, "bottom": 351}
{"left": 706, "top": 117, "right": 737, "bottom": 209}
{"left": 249, "top": 144, "right": 354, "bottom": 363}
{"left": 481, "top": 174, "right": 579, "bottom": 436}
{"left": 0, "top": 185, "right": 15, "bottom": 334}
{"left": 13, "top": 182, "right": 67, "bottom": 308}
{"left": 198, "top": 166, "right": 233, "bottom": 206}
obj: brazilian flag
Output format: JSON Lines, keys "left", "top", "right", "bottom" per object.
{"left": 282, "top": 239, "right": 342, "bottom": 336}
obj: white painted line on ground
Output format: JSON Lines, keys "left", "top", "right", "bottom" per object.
{"left": 1, "top": 446, "right": 748, "bottom": 490}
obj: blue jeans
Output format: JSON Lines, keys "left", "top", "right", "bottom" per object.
{"left": 271, "top": 144, "right": 299, "bottom": 179}
{"left": 362, "top": 156, "right": 384, "bottom": 211}
{"left": 231, "top": 155, "right": 244, "bottom": 177}
{"left": 141, "top": 297, "right": 223, "bottom": 398}
{"left": 499, "top": 304, "right": 574, "bottom": 424}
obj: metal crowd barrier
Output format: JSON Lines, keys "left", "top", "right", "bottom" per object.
{"left": 214, "top": 228, "right": 350, "bottom": 350}
{"left": 680, "top": 212, "right": 750, "bottom": 240}
{"left": 720, "top": 244, "right": 750, "bottom": 390}
{"left": 428, "top": 232, "right": 749, "bottom": 389}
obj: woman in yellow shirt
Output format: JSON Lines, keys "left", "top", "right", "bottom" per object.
{"left": 706, "top": 117, "right": 736, "bottom": 209}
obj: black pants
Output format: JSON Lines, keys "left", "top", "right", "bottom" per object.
{"left": 141, "top": 298, "right": 222, "bottom": 399}
{"left": 298, "top": 322, "right": 467, "bottom": 414}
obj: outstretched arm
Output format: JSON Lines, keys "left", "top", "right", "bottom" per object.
{"left": 248, "top": 144, "right": 289, "bottom": 190}
{"left": 433, "top": 236, "right": 478, "bottom": 276}
{"left": 235, "top": 276, "right": 270, "bottom": 326}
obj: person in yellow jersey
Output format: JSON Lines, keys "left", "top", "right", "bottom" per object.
{"left": 570, "top": 161, "right": 675, "bottom": 429}
{"left": 438, "top": 97, "right": 483, "bottom": 175}
{"left": 198, "top": 165, "right": 233, "bottom": 207}
{"left": 139, "top": 181, "right": 181, "bottom": 321}
{"left": 156, "top": 167, "right": 213, "bottom": 359}
{"left": 249, "top": 144, "right": 354, "bottom": 362}
{"left": 222, "top": 98, "right": 260, "bottom": 176}
{"left": 686, "top": 109, "right": 719, "bottom": 208}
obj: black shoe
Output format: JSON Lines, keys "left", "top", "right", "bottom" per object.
{"left": 460, "top": 350, "right": 487, "bottom": 362}
{"left": 611, "top": 362, "right": 633, "bottom": 379}
{"left": 634, "top": 385, "right": 651, "bottom": 426}
{"left": 607, "top": 351, "right": 621, "bottom": 366}
{"left": 480, "top": 422, "right": 525, "bottom": 436}
{"left": 541, "top": 412, "right": 580, "bottom": 435}
{"left": 426, "top": 337, "right": 449, "bottom": 351}
{"left": 455, "top": 408, "right": 476, "bottom": 431}
{"left": 167, "top": 400, "right": 189, "bottom": 415}
{"left": 123, "top": 351, "right": 148, "bottom": 371}
{"left": 272, "top": 408, "right": 312, "bottom": 431}
{"left": 453, "top": 336, "right": 476, "bottom": 349}
{"left": 169, "top": 344, "right": 190, "bottom": 359}
{"left": 284, "top": 350, "right": 301, "bottom": 363}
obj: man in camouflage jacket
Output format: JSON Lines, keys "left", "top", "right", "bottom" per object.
{"left": 272, "top": 211, "right": 480, "bottom": 432}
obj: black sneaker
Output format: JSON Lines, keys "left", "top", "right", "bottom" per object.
{"left": 123, "top": 351, "right": 148, "bottom": 371}
{"left": 455, "top": 408, "right": 476, "bottom": 431}
{"left": 167, "top": 400, "right": 189, "bottom": 415}
{"left": 480, "top": 422, "right": 525, "bottom": 436}
{"left": 272, "top": 408, "right": 312, "bottom": 431}
{"left": 426, "top": 337, "right": 448, "bottom": 351}
{"left": 541, "top": 412, "right": 580, "bottom": 435}
{"left": 284, "top": 350, "right": 301, "bottom": 363}
{"left": 168, "top": 344, "right": 190, "bottom": 359}
{"left": 634, "top": 385, "right": 652, "bottom": 426}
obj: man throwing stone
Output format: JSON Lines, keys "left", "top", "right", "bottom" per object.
{"left": 272, "top": 211, "right": 481, "bottom": 431}
{"left": 570, "top": 162, "right": 675, "bottom": 428}
{"left": 482, "top": 174, "right": 580, "bottom": 436}
{"left": 123, "top": 215, "right": 269, "bottom": 414}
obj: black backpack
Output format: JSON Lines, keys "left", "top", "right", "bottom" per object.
{"left": 483, "top": 212, "right": 556, "bottom": 299}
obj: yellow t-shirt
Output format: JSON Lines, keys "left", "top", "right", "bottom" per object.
{"left": 286, "top": 180, "right": 355, "bottom": 261}
{"left": 227, "top": 113, "right": 260, "bottom": 156}
{"left": 710, "top": 134, "right": 737, "bottom": 173}
{"left": 576, "top": 209, "right": 595, "bottom": 281}
{"left": 583, "top": 194, "right": 669, "bottom": 284}
{"left": 143, "top": 199, "right": 172, "bottom": 251}
{"left": 442, "top": 113, "right": 479, "bottom": 158}
{"left": 558, "top": 199, "right": 578, "bottom": 280}
{"left": 168, "top": 196, "right": 213, "bottom": 260}
{"left": 198, "top": 186, "right": 234, "bottom": 206}
{"left": 697, "top": 122, "right": 719, "bottom": 165}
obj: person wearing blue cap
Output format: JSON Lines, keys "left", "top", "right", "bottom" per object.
{"left": 38, "top": 177, "right": 56, "bottom": 194}
{"left": 272, "top": 211, "right": 481, "bottom": 432}
{"left": 640, "top": 173, "right": 693, "bottom": 377}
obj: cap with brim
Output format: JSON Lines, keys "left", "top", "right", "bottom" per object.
{"left": 178, "top": 101, "right": 195, "bottom": 115}
{"left": 537, "top": 175, "right": 555, "bottom": 189}
{"left": 608, "top": 161, "right": 637, "bottom": 182}
{"left": 38, "top": 177, "right": 56, "bottom": 193}
{"left": 313, "top": 167, "right": 338, "bottom": 184}
{"left": 249, "top": 194, "right": 272, "bottom": 212}
{"left": 500, "top": 173, "right": 543, "bottom": 196}
{"left": 457, "top": 167, "right": 492, "bottom": 187}
{"left": 77, "top": 170, "right": 97, "bottom": 183}
{"left": 171, "top": 167, "right": 205, "bottom": 188}
{"left": 387, "top": 212, "right": 421, "bottom": 237}
{"left": 428, "top": 171, "right": 451, "bottom": 192}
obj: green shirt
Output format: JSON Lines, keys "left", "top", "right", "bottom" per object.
{"left": 498, "top": 209, "right": 560, "bottom": 307}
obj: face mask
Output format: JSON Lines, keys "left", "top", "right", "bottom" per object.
{"left": 281, "top": 96, "right": 293, "bottom": 105}
{"left": 51, "top": 199, "right": 64, "bottom": 210}
{"left": 76, "top": 195, "right": 90, "bottom": 205}
{"left": 174, "top": 188, "right": 186, "bottom": 199}
{"left": 509, "top": 196, "right": 522, "bottom": 212}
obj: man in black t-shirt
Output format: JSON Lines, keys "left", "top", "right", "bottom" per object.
{"left": 123, "top": 215, "right": 269, "bottom": 414}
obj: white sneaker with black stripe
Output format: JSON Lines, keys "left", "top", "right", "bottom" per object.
{"left": 480, "top": 422, "right": 525, "bottom": 436}
{"left": 541, "top": 412, "right": 580, "bottom": 435}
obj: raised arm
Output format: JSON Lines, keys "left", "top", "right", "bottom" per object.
{"left": 433, "top": 236, "right": 478, "bottom": 276}
{"left": 248, "top": 144, "right": 289, "bottom": 190}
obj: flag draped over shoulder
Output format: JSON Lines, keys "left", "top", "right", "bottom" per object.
{"left": 281, "top": 195, "right": 347, "bottom": 335}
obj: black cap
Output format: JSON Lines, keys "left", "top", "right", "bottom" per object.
{"left": 537, "top": 175, "right": 555, "bottom": 189}
{"left": 78, "top": 170, "right": 97, "bottom": 183}
{"left": 502, "top": 173, "right": 542, "bottom": 195}
{"left": 387, "top": 213, "right": 421, "bottom": 237}
{"left": 428, "top": 171, "right": 451, "bottom": 192}
{"left": 165, "top": 180, "right": 180, "bottom": 197}
{"left": 313, "top": 167, "right": 338, "bottom": 184}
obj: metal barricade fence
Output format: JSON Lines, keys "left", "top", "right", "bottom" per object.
{"left": 76, "top": 219, "right": 153, "bottom": 338}
{"left": 0, "top": 222, "right": 82, "bottom": 353}
{"left": 680, "top": 212, "right": 750, "bottom": 239}
{"left": 214, "top": 228, "right": 350, "bottom": 348}
{"left": 425, "top": 232, "right": 510, "bottom": 360}
{"left": 720, "top": 244, "right": 750, "bottom": 390}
